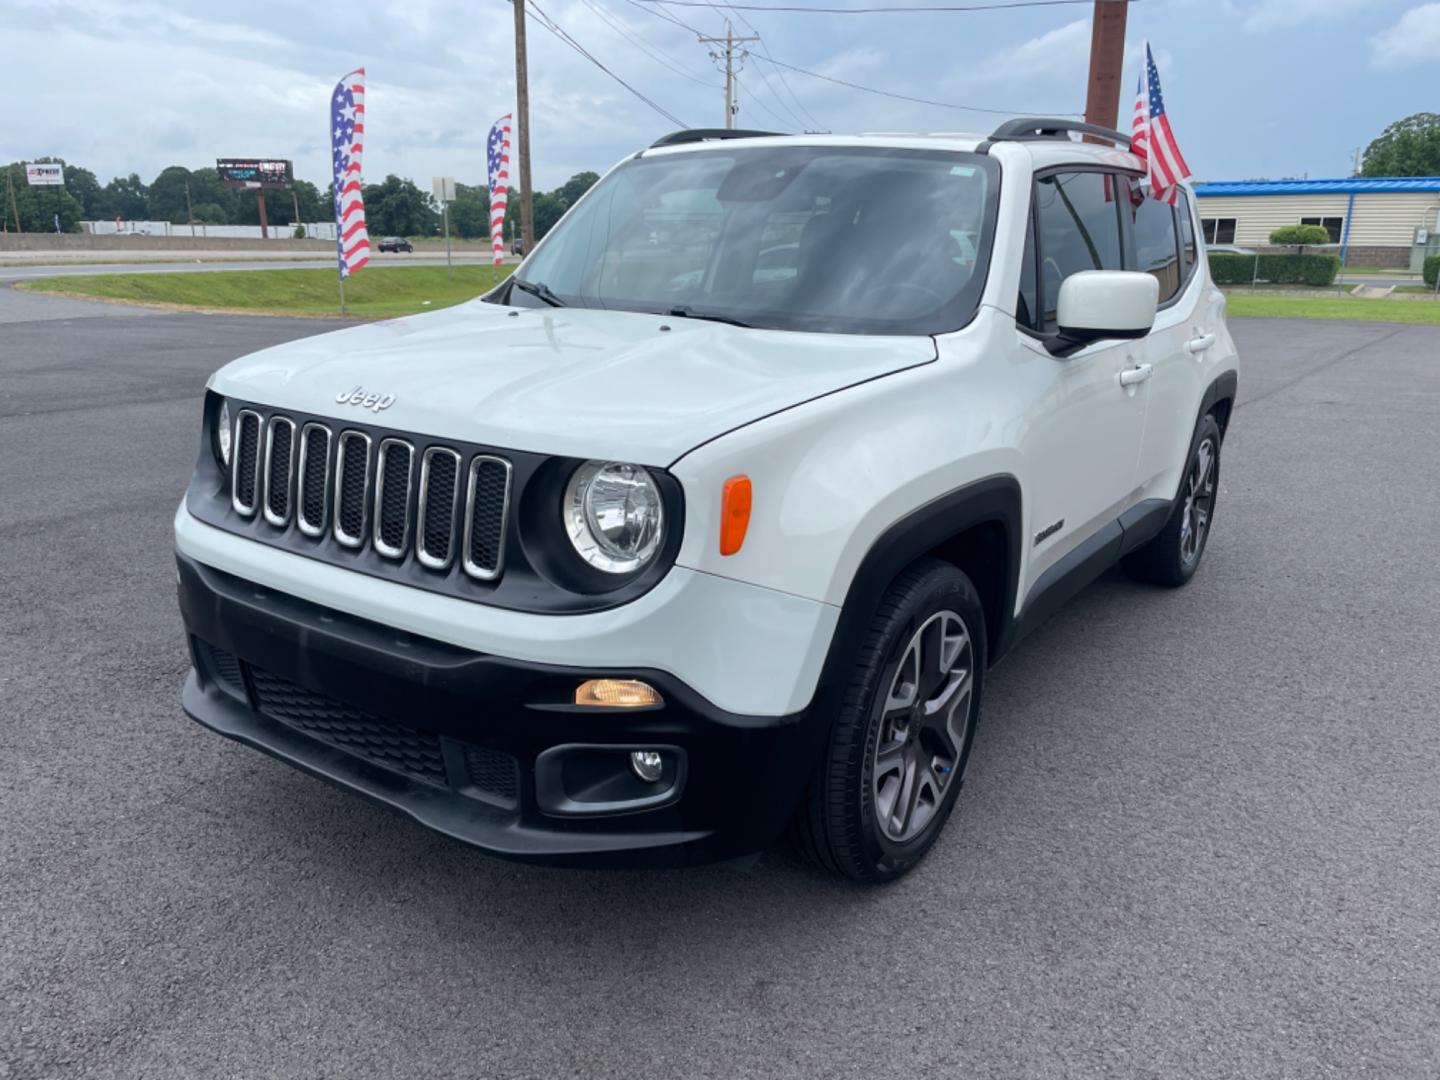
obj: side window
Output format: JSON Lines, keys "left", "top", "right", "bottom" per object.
{"left": 1201, "top": 217, "right": 1236, "bottom": 245}
{"left": 1300, "top": 216, "right": 1344, "bottom": 244}
{"left": 1127, "top": 180, "right": 1182, "bottom": 302}
{"left": 1177, "top": 190, "right": 1197, "bottom": 273}
{"left": 1017, "top": 206, "right": 1038, "bottom": 330}
{"left": 1034, "top": 172, "right": 1125, "bottom": 332}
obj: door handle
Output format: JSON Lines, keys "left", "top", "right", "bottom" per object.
{"left": 1119, "top": 364, "right": 1154, "bottom": 387}
{"left": 1186, "top": 333, "right": 1216, "bottom": 355}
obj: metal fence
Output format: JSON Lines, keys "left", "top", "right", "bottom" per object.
{"left": 81, "top": 221, "right": 338, "bottom": 240}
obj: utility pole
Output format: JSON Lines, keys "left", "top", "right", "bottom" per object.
{"left": 699, "top": 21, "right": 759, "bottom": 129}
{"left": 8, "top": 168, "right": 23, "bottom": 233}
{"left": 513, "top": 0, "right": 535, "bottom": 252}
{"left": 185, "top": 179, "right": 195, "bottom": 237}
{"left": 1083, "top": 0, "right": 1129, "bottom": 132}
{"left": 292, "top": 188, "right": 301, "bottom": 234}
{"left": 256, "top": 190, "right": 269, "bottom": 240}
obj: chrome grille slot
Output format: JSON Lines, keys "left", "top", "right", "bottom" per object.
{"left": 262, "top": 416, "right": 296, "bottom": 526}
{"left": 417, "top": 447, "right": 461, "bottom": 570}
{"left": 373, "top": 438, "right": 414, "bottom": 559}
{"left": 231, "top": 409, "right": 263, "bottom": 516}
{"left": 462, "top": 455, "right": 513, "bottom": 581}
{"left": 296, "top": 423, "right": 331, "bottom": 537}
{"left": 332, "top": 430, "right": 373, "bottom": 549}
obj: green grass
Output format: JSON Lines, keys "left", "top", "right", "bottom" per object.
{"left": 20, "top": 264, "right": 513, "bottom": 318}
{"left": 1226, "top": 291, "right": 1440, "bottom": 325}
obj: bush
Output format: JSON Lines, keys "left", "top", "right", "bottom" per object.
{"left": 292, "top": 224, "right": 306, "bottom": 239}
{"left": 1425, "top": 255, "right": 1439, "bottom": 287}
{"left": 1269, "top": 224, "right": 1332, "bottom": 248}
{"left": 1209, "top": 252, "right": 1340, "bottom": 287}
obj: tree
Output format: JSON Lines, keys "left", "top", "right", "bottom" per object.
{"left": 449, "top": 182, "right": 491, "bottom": 239}
{"left": 147, "top": 166, "right": 195, "bottom": 223}
{"left": 1, "top": 161, "right": 84, "bottom": 232}
{"left": 1361, "top": 113, "right": 1440, "bottom": 177}
{"left": 559, "top": 171, "right": 599, "bottom": 209}
{"left": 103, "top": 173, "right": 149, "bottom": 220}
{"left": 1269, "top": 224, "right": 1331, "bottom": 257}
{"left": 64, "top": 165, "right": 103, "bottom": 218}
{"left": 361, "top": 174, "right": 438, "bottom": 236}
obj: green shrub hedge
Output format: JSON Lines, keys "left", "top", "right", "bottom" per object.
{"left": 1425, "top": 255, "right": 1439, "bottom": 288}
{"left": 1209, "top": 252, "right": 1340, "bottom": 287}
{"left": 1268, "top": 224, "right": 1332, "bottom": 248}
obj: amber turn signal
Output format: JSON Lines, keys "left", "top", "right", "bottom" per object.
{"left": 574, "top": 679, "right": 663, "bottom": 708}
{"left": 719, "top": 475, "right": 752, "bottom": 556}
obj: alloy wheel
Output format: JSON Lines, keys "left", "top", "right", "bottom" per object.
{"left": 870, "top": 610, "right": 975, "bottom": 844}
{"left": 1180, "top": 436, "right": 1217, "bottom": 565}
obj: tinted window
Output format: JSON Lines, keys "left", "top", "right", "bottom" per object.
{"left": 1177, "top": 191, "right": 1197, "bottom": 273}
{"left": 510, "top": 147, "right": 999, "bottom": 335}
{"left": 1128, "top": 182, "right": 1181, "bottom": 301}
{"left": 1035, "top": 172, "right": 1124, "bottom": 331}
{"left": 1301, "top": 216, "right": 1344, "bottom": 243}
{"left": 1202, "top": 218, "right": 1237, "bottom": 245}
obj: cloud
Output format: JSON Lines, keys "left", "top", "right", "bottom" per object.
{"left": 1236, "top": 0, "right": 1370, "bottom": 31}
{"left": 1370, "top": 3, "right": 1440, "bottom": 67}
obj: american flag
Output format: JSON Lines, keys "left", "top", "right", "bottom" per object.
{"left": 1133, "top": 43, "right": 1191, "bottom": 206}
{"left": 330, "top": 67, "right": 370, "bottom": 277}
{"left": 487, "top": 114, "right": 512, "bottom": 267}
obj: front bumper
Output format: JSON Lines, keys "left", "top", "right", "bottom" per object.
{"left": 177, "top": 554, "right": 828, "bottom": 867}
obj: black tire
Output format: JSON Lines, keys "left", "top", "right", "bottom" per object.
{"left": 792, "top": 558, "right": 986, "bottom": 883}
{"left": 1122, "top": 412, "right": 1222, "bottom": 587}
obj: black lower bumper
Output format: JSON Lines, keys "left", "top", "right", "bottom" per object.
{"left": 176, "top": 554, "right": 825, "bottom": 867}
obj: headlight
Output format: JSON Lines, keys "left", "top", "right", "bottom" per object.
{"left": 563, "top": 461, "right": 664, "bottom": 574}
{"left": 216, "top": 398, "right": 232, "bottom": 467}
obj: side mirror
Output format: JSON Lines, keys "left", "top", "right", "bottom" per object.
{"left": 1048, "top": 271, "right": 1159, "bottom": 357}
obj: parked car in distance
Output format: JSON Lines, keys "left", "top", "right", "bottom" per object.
{"left": 511, "top": 237, "right": 525, "bottom": 256}
{"left": 378, "top": 237, "right": 413, "bottom": 253}
{"left": 177, "top": 120, "right": 1238, "bottom": 882}
{"left": 1207, "top": 244, "right": 1256, "bottom": 256}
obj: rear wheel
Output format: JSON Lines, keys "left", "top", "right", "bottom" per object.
{"left": 1123, "top": 413, "right": 1222, "bottom": 587}
{"left": 793, "top": 559, "right": 985, "bottom": 883}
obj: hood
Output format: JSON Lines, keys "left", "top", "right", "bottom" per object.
{"left": 209, "top": 301, "right": 936, "bottom": 464}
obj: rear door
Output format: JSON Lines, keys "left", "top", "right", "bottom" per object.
{"left": 1127, "top": 184, "right": 1210, "bottom": 501}
{"left": 1015, "top": 169, "right": 1150, "bottom": 598}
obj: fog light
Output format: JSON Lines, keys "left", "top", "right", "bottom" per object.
{"left": 630, "top": 750, "right": 664, "bottom": 782}
{"left": 574, "top": 679, "right": 662, "bottom": 708}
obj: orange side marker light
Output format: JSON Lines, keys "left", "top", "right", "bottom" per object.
{"left": 720, "top": 475, "right": 752, "bottom": 556}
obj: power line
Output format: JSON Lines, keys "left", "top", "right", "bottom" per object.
{"left": 635, "top": 0, "right": 1122, "bottom": 10}
{"left": 577, "top": 0, "right": 721, "bottom": 89}
{"left": 731, "top": 73, "right": 798, "bottom": 129}
{"left": 710, "top": 1, "right": 827, "bottom": 130}
{"left": 761, "top": 54, "right": 1080, "bottom": 117}
{"left": 701, "top": 0, "right": 817, "bottom": 130}
{"left": 523, "top": 0, "right": 690, "bottom": 126}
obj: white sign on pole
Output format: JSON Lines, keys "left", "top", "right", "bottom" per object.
{"left": 26, "top": 163, "right": 65, "bottom": 186}
{"left": 432, "top": 176, "right": 456, "bottom": 204}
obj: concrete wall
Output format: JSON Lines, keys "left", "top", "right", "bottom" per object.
{"left": 0, "top": 234, "right": 336, "bottom": 253}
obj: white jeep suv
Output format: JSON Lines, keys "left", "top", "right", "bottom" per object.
{"left": 176, "top": 120, "right": 1238, "bottom": 882}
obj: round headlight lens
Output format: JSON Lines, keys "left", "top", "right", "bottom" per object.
{"left": 216, "top": 398, "right": 232, "bottom": 467}
{"left": 564, "top": 461, "right": 664, "bottom": 574}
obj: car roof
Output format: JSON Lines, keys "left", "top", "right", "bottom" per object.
{"left": 639, "top": 130, "right": 1146, "bottom": 175}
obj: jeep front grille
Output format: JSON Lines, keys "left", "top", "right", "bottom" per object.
{"left": 262, "top": 416, "right": 295, "bottom": 526}
{"left": 224, "top": 409, "right": 513, "bottom": 584}
{"left": 231, "top": 409, "right": 263, "bottom": 516}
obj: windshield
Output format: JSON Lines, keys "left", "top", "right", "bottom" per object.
{"left": 504, "top": 145, "right": 1000, "bottom": 335}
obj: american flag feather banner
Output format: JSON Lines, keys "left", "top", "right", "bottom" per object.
{"left": 488, "top": 113, "right": 512, "bottom": 267}
{"left": 1133, "top": 43, "right": 1191, "bottom": 205}
{"left": 331, "top": 68, "right": 370, "bottom": 277}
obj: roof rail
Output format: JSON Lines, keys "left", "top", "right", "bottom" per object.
{"left": 649, "top": 128, "right": 783, "bottom": 148}
{"left": 988, "top": 118, "right": 1132, "bottom": 150}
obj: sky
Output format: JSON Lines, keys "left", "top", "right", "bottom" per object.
{"left": 4, "top": 0, "right": 1440, "bottom": 194}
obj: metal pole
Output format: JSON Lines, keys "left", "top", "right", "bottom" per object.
{"left": 339, "top": 273, "right": 347, "bottom": 315}
{"left": 1083, "top": 0, "right": 1129, "bottom": 131}
{"left": 444, "top": 203, "right": 452, "bottom": 278}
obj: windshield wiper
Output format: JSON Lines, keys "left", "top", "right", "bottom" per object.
{"left": 667, "top": 306, "right": 751, "bottom": 328}
{"left": 512, "top": 278, "right": 566, "bottom": 307}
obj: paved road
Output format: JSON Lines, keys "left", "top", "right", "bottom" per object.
{"left": 3, "top": 293, "right": 1438, "bottom": 1079}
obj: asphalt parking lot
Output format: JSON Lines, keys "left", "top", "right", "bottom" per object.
{"left": 3, "top": 287, "right": 1438, "bottom": 1079}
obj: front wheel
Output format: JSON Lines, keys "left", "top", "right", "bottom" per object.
{"left": 793, "top": 559, "right": 986, "bottom": 883}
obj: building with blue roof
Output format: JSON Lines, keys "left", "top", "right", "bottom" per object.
{"left": 1192, "top": 177, "right": 1440, "bottom": 269}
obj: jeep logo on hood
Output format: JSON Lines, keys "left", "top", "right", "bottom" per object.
{"left": 336, "top": 386, "right": 395, "bottom": 412}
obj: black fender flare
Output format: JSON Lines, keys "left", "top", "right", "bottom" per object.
{"left": 810, "top": 475, "right": 1023, "bottom": 720}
